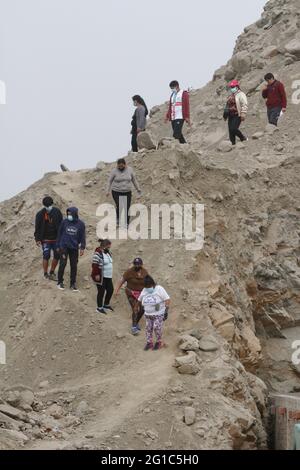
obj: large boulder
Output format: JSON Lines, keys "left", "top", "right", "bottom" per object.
{"left": 137, "top": 131, "right": 156, "bottom": 150}
{"left": 231, "top": 51, "right": 252, "bottom": 74}
{"left": 285, "top": 39, "right": 300, "bottom": 57}
{"left": 262, "top": 45, "right": 279, "bottom": 59}
{"left": 174, "top": 351, "right": 200, "bottom": 375}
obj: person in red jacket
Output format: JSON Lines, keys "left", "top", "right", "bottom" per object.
{"left": 262, "top": 73, "right": 287, "bottom": 126}
{"left": 165, "top": 80, "right": 190, "bottom": 144}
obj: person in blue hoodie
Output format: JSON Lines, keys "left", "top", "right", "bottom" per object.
{"left": 56, "top": 207, "right": 86, "bottom": 291}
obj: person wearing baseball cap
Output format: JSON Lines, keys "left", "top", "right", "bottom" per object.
{"left": 115, "top": 257, "right": 149, "bottom": 335}
{"left": 34, "top": 196, "right": 63, "bottom": 280}
{"left": 223, "top": 80, "right": 248, "bottom": 145}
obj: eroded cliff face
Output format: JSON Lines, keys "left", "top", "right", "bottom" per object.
{"left": 0, "top": 0, "right": 299, "bottom": 450}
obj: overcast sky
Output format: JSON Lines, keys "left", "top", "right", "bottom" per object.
{"left": 0, "top": 0, "right": 266, "bottom": 202}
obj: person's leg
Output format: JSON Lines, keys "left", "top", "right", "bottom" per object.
{"left": 234, "top": 116, "right": 246, "bottom": 142}
{"left": 104, "top": 278, "right": 114, "bottom": 306}
{"left": 57, "top": 250, "right": 68, "bottom": 284}
{"left": 268, "top": 107, "right": 281, "bottom": 126}
{"left": 126, "top": 191, "right": 132, "bottom": 226}
{"left": 126, "top": 289, "right": 140, "bottom": 327}
{"left": 228, "top": 117, "right": 235, "bottom": 145}
{"left": 49, "top": 242, "right": 60, "bottom": 274}
{"left": 153, "top": 315, "right": 164, "bottom": 344}
{"left": 172, "top": 120, "right": 186, "bottom": 144}
{"left": 42, "top": 243, "right": 50, "bottom": 276}
{"left": 112, "top": 190, "right": 120, "bottom": 225}
{"left": 131, "top": 131, "right": 138, "bottom": 152}
{"left": 69, "top": 249, "right": 79, "bottom": 286}
{"left": 145, "top": 316, "right": 154, "bottom": 345}
{"left": 97, "top": 284, "right": 105, "bottom": 308}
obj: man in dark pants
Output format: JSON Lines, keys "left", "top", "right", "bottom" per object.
{"left": 34, "top": 196, "right": 63, "bottom": 280}
{"left": 56, "top": 207, "right": 86, "bottom": 291}
{"left": 262, "top": 73, "right": 287, "bottom": 126}
{"left": 165, "top": 80, "right": 190, "bottom": 143}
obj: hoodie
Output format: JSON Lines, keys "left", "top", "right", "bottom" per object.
{"left": 56, "top": 207, "right": 86, "bottom": 250}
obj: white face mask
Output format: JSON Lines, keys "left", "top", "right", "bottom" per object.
{"left": 45, "top": 206, "right": 53, "bottom": 213}
{"left": 67, "top": 215, "right": 74, "bottom": 222}
{"left": 171, "top": 88, "right": 177, "bottom": 93}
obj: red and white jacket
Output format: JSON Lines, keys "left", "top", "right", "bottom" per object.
{"left": 166, "top": 89, "right": 190, "bottom": 121}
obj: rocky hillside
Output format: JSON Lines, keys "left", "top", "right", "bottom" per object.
{"left": 0, "top": 0, "right": 299, "bottom": 450}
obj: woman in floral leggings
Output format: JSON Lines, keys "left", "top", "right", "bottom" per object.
{"left": 138, "top": 275, "right": 170, "bottom": 351}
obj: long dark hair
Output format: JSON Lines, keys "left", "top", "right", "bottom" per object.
{"left": 132, "top": 95, "right": 149, "bottom": 117}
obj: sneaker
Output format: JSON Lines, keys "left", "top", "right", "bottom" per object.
{"left": 153, "top": 341, "right": 163, "bottom": 350}
{"left": 57, "top": 283, "right": 65, "bottom": 290}
{"left": 48, "top": 272, "right": 57, "bottom": 281}
{"left": 103, "top": 305, "right": 114, "bottom": 312}
{"left": 136, "top": 325, "right": 141, "bottom": 331}
{"left": 96, "top": 307, "right": 107, "bottom": 315}
{"left": 44, "top": 272, "right": 49, "bottom": 279}
{"left": 70, "top": 284, "right": 79, "bottom": 292}
{"left": 131, "top": 326, "right": 140, "bottom": 336}
{"left": 144, "top": 342, "right": 153, "bottom": 351}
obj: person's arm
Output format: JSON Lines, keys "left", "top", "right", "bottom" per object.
{"left": 279, "top": 82, "right": 287, "bottom": 110}
{"left": 165, "top": 99, "right": 171, "bottom": 123}
{"left": 262, "top": 87, "right": 268, "bottom": 99}
{"left": 131, "top": 169, "right": 141, "bottom": 193}
{"left": 114, "top": 277, "right": 126, "bottom": 295}
{"left": 240, "top": 93, "right": 248, "bottom": 120}
{"left": 92, "top": 251, "right": 103, "bottom": 282}
{"left": 136, "top": 107, "right": 145, "bottom": 132}
{"left": 34, "top": 212, "right": 42, "bottom": 244}
{"left": 106, "top": 170, "right": 115, "bottom": 195}
{"left": 183, "top": 91, "right": 190, "bottom": 124}
{"left": 79, "top": 222, "right": 86, "bottom": 254}
{"left": 56, "top": 220, "right": 64, "bottom": 250}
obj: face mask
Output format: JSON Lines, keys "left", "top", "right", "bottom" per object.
{"left": 119, "top": 167, "right": 125, "bottom": 172}
{"left": 145, "top": 287, "right": 155, "bottom": 294}
{"left": 171, "top": 88, "right": 177, "bottom": 93}
{"left": 231, "top": 87, "right": 238, "bottom": 94}
{"left": 67, "top": 215, "right": 73, "bottom": 222}
{"left": 104, "top": 248, "right": 110, "bottom": 253}
{"left": 45, "top": 206, "right": 53, "bottom": 213}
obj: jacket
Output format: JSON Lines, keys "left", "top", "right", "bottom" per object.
{"left": 56, "top": 207, "right": 86, "bottom": 250}
{"left": 34, "top": 207, "right": 63, "bottom": 242}
{"left": 262, "top": 80, "right": 287, "bottom": 109}
{"left": 234, "top": 90, "right": 248, "bottom": 118}
{"left": 166, "top": 90, "right": 190, "bottom": 121}
{"left": 91, "top": 247, "right": 104, "bottom": 285}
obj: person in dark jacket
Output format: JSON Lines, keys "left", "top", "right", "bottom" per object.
{"left": 34, "top": 196, "right": 63, "bottom": 280}
{"left": 131, "top": 95, "right": 148, "bottom": 152}
{"left": 56, "top": 207, "right": 86, "bottom": 291}
{"left": 91, "top": 239, "right": 114, "bottom": 314}
{"left": 262, "top": 73, "right": 287, "bottom": 126}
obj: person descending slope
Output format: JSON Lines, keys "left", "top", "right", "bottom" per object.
{"left": 106, "top": 158, "right": 141, "bottom": 228}
{"left": 138, "top": 275, "right": 170, "bottom": 351}
{"left": 165, "top": 80, "right": 190, "bottom": 144}
{"left": 131, "top": 95, "right": 148, "bottom": 152}
{"left": 223, "top": 80, "right": 248, "bottom": 145}
{"left": 114, "top": 257, "right": 148, "bottom": 335}
{"left": 262, "top": 73, "right": 287, "bottom": 126}
{"left": 34, "top": 196, "right": 63, "bottom": 280}
{"left": 91, "top": 239, "right": 114, "bottom": 315}
{"left": 56, "top": 207, "right": 86, "bottom": 291}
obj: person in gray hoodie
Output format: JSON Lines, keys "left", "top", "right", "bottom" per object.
{"left": 106, "top": 159, "right": 141, "bottom": 227}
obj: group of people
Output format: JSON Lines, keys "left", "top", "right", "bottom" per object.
{"left": 130, "top": 74, "right": 287, "bottom": 152}
{"left": 34, "top": 73, "right": 287, "bottom": 349}
{"left": 34, "top": 198, "right": 170, "bottom": 350}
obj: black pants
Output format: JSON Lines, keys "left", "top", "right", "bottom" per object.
{"left": 267, "top": 106, "right": 282, "bottom": 126}
{"left": 58, "top": 249, "right": 78, "bottom": 285}
{"left": 112, "top": 190, "right": 132, "bottom": 226}
{"left": 228, "top": 115, "right": 246, "bottom": 145}
{"left": 131, "top": 131, "right": 138, "bottom": 152}
{"left": 171, "top": 119, "right": 186, "bottom": 144}
{"left": 97, "top": 278, "right": 114, "bottom": 308}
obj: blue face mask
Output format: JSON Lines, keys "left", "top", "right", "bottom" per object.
{"left": 231, "top": 87, "right": 238, "bottom": 94}
{"left": 67, "top": 215, "right": 73, "bottom": 222}
{"left": 146, "top": 287, "right": 155, "bottom": 294}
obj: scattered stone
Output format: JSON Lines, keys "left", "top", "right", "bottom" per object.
{"left": 184, "top": 407, "right": 196, "bottom": 426}
{"left": 179, "top": 335, "right": 199, "bottom": 352}
{"left": 60, "top": 164, "right": 69, "bottom": 172}
{"left": 252, "top": 131, "right": 264, "bottom": 140}
{"left": 284, "top": 39, "right": 300, "bottom": 57}
{"left": 75, "top": 401, "right": 90, "bottom": 417}
{"left": 217, "top": 141, "right": 232, "bottom": 153}
{"left": 95, "top": 161, "right": 106, "bottom": 171}
{"left": 174, "top": 352, "right": 200, "bottom": 375}
{"left": 199, "top": 336, "right": 219, "bottom": 352}
{"left": 39, "top": 381, "right": 49, "bottom": 389}
{"left": 137, "top": 132, "right": 156, "bottom": 150}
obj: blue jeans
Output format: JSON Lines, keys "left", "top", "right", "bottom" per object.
{"left": 267, "top": 106, "right": 282, "bottom": 126}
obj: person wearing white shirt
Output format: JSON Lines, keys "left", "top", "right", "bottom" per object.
{"left": 138, "top": 275, "right": 170, "bottom": 351}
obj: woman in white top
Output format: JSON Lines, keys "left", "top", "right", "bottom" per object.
{"left": 138, "top": 275, "right": 170, "bottom": 351}
{"left": 91, "top": 239, "right": 114, "bottom": 315}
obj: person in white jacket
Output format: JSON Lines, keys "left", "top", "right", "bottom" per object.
{"left": 224, "top": 80, "right": 248, "bottom": 145}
